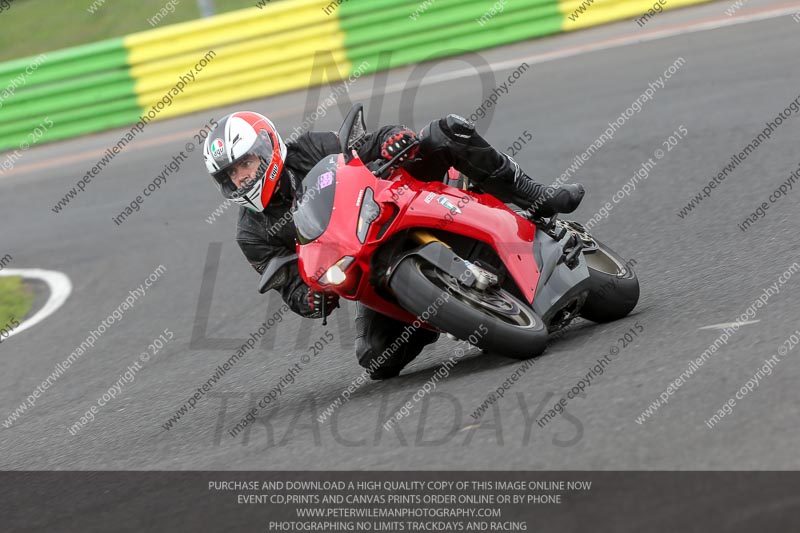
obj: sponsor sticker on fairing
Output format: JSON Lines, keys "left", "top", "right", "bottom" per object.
{"left": 318, "top": 171, "right": 334, "bottom": 189}
{"left": 437, "top": 196, "right": 461, "bottom": 214}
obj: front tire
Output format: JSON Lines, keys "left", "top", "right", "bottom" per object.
{"left": 389, "top": 257, "right": 548, "bottom": 359}
{"left": 578, "top": 239, "right": 639, "bottom": 323}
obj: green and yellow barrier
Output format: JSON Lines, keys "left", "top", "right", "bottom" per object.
{"left": 0, "top": 0, "right": 712, "bottom": 153}
{"left": 560, "top": 0, "right": 707, "bottom": 30}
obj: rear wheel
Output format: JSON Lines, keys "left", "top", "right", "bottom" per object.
{"left": 579, "top": 239, "right": 639, "bottom": 323}
{"left": 389, "top": 257, "right": 548, "bottom": 359}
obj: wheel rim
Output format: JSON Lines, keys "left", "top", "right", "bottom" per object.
{"left": 421, "top": 265, "right": 538, "bottom": 329}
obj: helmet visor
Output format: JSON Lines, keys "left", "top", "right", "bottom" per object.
{"left": 211, "top": 141, "right": 274, "bottom": 200}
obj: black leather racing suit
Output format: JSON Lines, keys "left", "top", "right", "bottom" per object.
{"left": 237, "top": 115, "right": 525, "bottom": 375}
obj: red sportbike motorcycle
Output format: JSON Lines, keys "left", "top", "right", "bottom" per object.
{"left": 259, "top": 105, "right": 639, "bottom": 359}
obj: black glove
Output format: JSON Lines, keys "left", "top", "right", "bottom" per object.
{"left": 381, "top": 129, "right": 419, "bottom": 162}
{"left": 307, "top": 288, "right": 339, "bottom": 318}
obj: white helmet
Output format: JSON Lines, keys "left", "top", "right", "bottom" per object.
{"left": 203, "top": 111, "right": 287, "bottom": 212}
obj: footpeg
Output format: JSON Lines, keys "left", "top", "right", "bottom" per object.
{"left": 557, "top": 233, "right": 584, "bottom": 270}
{"left": 564, "top": 241, "right": 583, "bottom": 269}
{"left": 537, "top": 214, "right": 567, "bottom": 241}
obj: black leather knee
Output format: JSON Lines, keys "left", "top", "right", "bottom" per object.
{"left": 353, "top": 303, "right": 439, "bottom": 373}
{"left": 440, "top": 114, "right": 479, "bottom": 143}
{"left": 404, "top": 328, "right": 440, "bottom": 360}
{"left": 419, "top": 114, "right": 488, "bottom": 153}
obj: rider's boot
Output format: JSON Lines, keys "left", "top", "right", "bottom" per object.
{"left": 417, "top": 115, "right": 584, "bottom": 218}
{"left": 481, "top": 153, "right": 585, "bottom": 218}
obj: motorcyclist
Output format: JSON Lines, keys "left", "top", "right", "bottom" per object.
{"left": 202, "top": 112, "right": 584, "bottom": 379}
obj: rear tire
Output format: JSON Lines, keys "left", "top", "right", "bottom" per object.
{"left": 389, "top": 257, "right": 548, "bottom": 359}
{"left": 578, "top": 239, "right": 639, "bottom": 323}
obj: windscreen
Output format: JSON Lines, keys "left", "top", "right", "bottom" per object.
{"left": 293, "top": 155, "right": 339, "bottom": 244}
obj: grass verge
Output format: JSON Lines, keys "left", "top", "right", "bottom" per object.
{"left": 0, "top": 0, "right": 263, "bottom": 62}
{"left": 0, "top": 276, "right": 34, "bottom": 328}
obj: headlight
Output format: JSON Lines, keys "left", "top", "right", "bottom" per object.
{"left": 319, "top": 256, "right": 355, "bottom": 286}
{"left": 357, "top": 187, "right": 380, "bottom": 243}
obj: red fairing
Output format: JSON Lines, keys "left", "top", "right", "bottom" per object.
{"left": 386, "top": 169, "right": 540, "bottom": 303}
{"left": 296, "top": 154, "right": 540, "bottom": 325}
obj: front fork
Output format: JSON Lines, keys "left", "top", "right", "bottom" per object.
{"left": 410, "top": 230, "right": 498, "bottom": 290}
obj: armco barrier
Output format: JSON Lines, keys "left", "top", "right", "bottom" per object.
{"left": 123, "top": 0, "right": 348, "bottom": 121}
{"left": 560, "top": 0, "right": 712, "bottom": 30}
{"left": 0, "top": 0, "right": 712, "bottom": 153}
{"left": 339, "top": 0, "right": 563, "bottom": 71}
{"left": 0, "top": 38, "right": 139, "bottom": 151}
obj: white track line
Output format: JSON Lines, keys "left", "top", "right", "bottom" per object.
{"left": 698, "top": 320, "right": 761, "bottom": 330}
{"left": 0, "top": 269, "right": 72, "bottom": 340}
{"left": 438, "top": 3, "right": 800, "bottom": 80}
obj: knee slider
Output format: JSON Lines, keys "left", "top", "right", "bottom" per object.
{"left": 418, "top": 114, "right": 481, "bottom": 157}
{"left": 443, "top": 114, "right": 491, "bottom": 150}
{"left": 442, "top": 114, "right": 476, "bottom": 141}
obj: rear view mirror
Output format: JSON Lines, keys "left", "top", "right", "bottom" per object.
{"left": 338, "top": 104, "right": 366, "bottom": 163}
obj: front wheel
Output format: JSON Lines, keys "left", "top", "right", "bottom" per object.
{"left": 578, "top": 239, "right": 639, "bottom": 323}
{"left": 389, "top": 257, "right": 548, "bottom": 359}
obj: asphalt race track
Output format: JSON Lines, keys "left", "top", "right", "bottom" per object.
{"left": 2, "top": 0, "right": 799, "bottom": 473}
